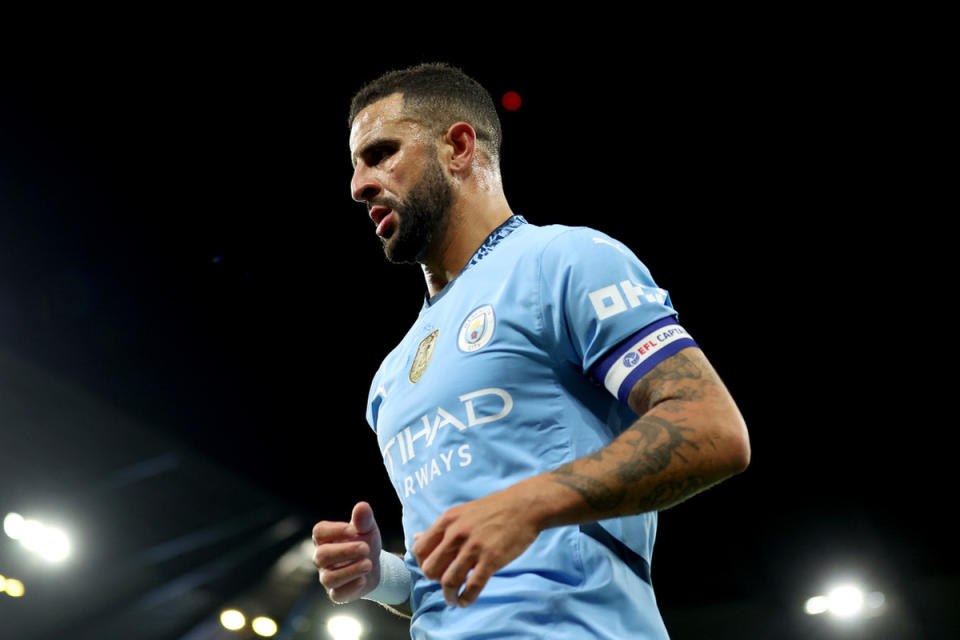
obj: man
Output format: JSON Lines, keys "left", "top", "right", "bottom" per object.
{"left": 313, "top": 63, "right": 750, "bottom": 639}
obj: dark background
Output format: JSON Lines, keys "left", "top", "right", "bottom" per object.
{"left": 0, "top": 21, "right": 948, "bottom": 640}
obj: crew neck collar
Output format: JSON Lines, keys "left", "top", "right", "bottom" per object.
{"left": 422, "top": 214, "right": 528, "bottom": 308}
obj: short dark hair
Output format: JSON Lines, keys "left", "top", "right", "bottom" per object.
{"left": 348, "top": 62, "right": 502, "bottom": 164}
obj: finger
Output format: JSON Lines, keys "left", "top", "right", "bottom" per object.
{"left": 440, "top": 549, "right": 479, "bottom": 607}
{"left": 312, "top": 540, "right": 370, "bottom": 569}
{"left": 320, "top": 556, "right": 373, "bottom": 591}
{"left": 412, "top": 524, "right": 445, "bottom": 567}
{"left": 312, "top": 520, "right": 358, "bottom": 544}
{"left": 457, "top": 560, "right": 495, "bottom": 608}
{"left": 419, "top": 532, "right": 462, "bottom": 582}
{"left": 351, "top": 501, "right": 378, "bottom": 536}
{"left": 328, "top": 574, "right": 367, "bottom": 604}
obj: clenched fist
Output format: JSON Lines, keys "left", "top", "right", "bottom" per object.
{"left": 312, "top": 502, "right": 382, "bottom": 603}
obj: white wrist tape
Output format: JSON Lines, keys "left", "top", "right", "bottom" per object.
{"left": 362, "top": 550, "right": 411, "bottom": 605}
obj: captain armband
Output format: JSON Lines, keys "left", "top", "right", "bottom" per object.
{"left": 362, "top": 550, "right": 411, "bottom": 605}
{"left": 592, "top": 316, "right": 699, "bottom": 404}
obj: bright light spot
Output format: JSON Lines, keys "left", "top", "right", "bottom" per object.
{"left": 327, "top": 615, "right": 363, "bottom": 640}
{"left": 37, "top": 527, "right": 70, "bottom": 562}
{"left": 0, "top": 574, "right": 5, "bottom": 592}
{"left": 12, "top": 518, "right": 70, "bottom": 563}
{"left": 252, "top": 616, "right": 278, "bottom": 636}
{"left": 19, "top": 520, "right": 47, "bottom": 552}
{"left": 4, "top": 513, "right": 25, "bottom": 540}
{"left": 805, "top": 595, "right": 830, "bottom": 615}
{"left": 806, "top": 581, "right": 887, "bottom": 619}
{"left": 4, "top": 578, "right": 24, "bottom": 598}
{"left": 828, "top": 585, "right": 865, "bottom": 618}
{"left": 220, "top": 609, "right": 246, "bottom": 630}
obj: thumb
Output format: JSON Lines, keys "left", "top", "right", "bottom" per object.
{"left": 351, "top": 501, "right": 378, "bottom": 536}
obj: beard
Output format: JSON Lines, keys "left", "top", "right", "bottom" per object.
{"left": 381, "top": 154, "right": 453, "bottom": 264}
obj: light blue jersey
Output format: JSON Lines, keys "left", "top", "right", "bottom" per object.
{"left": 365, "top": 216, "right": 697, "bottom": 639}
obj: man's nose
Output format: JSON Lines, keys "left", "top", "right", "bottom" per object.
{"left": 351, "top": 165, "right": 381, "bottom": 203}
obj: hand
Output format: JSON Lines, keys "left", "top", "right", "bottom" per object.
{"left": 312, "top": 502, "right": 382, "bottom": 603}
{"left": 412, "top": 484, "right": 543, "bottom": 608}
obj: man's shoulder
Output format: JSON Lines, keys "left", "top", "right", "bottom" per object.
{"left": 518, "top": 222, "right": 638, "bottom": 266}
{"left": 514, "top": 221, "right": 619, "bottom": 254}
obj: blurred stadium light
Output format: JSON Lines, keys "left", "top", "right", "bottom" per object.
{"left": 2, "top": 577, "right": 25, "bottom": 598}
{"left": 327, "top": 614, "right": 363, "bottom": 640}
{"left": 220, "top": 609, "right": 245, "bottom": 630}
{"left": 4, "top": 512, "right": 71, "bottom": 563}
{"left": 805, "top": 582, "right": 885, "bottom": 619}
{"left": 252, "top": 616, "right": 278, "bottom": 636}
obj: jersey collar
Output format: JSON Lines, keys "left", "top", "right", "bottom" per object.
{"left": 423, "top": 214, "right": 528, "bottom": 308}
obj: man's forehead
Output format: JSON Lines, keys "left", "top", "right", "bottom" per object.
{"left": 350, "top": 94, "right": 405, "bottom": 149}
{"left": 349, "top": 93, "right": 430, "bottom": 158}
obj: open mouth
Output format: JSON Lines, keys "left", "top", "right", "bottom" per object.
{"left": 369, "top": 206, "right": 397, "bottom": 239}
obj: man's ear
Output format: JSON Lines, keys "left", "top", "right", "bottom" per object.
{"left": 443, "top": 122, "right": 476, "bottom": 174}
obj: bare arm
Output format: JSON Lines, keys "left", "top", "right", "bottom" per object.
{"left": 413, "top": 347, "right": 750, "bottom": 607}
{"left": 541, "top": 346, "right": 750, "bottom": 525}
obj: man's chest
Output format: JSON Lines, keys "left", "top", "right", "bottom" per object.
{"left": 369, "top": 289, "right": 565, "bottom": 486}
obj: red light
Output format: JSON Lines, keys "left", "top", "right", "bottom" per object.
{"left": 501, "top": 91, "right": 522, "bottom": 111}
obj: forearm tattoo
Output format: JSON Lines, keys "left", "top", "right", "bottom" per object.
{"left": 549, "top": 351, "right": 718, "bottom": 515}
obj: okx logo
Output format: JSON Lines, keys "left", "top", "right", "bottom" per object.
{"left": 589, "top": 281, "right": 668, "bottom": 320}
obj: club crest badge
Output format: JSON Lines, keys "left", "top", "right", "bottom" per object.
{"left": 458, "top": 305, "right": 495, "bottom": 352}
{"left": 409, "top": 330, "right": 439, "bottom": 384}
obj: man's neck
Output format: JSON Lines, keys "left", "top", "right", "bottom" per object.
{"left": 420, "top": 198, "right": 514, "bottom": 299}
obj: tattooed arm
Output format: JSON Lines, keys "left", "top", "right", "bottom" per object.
{"left": 412, "top": 346, "right": 749, "bottom": 607}
{"left": 543, "top": 346, "right": 750, "bottom": 521}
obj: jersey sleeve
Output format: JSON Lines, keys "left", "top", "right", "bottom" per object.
{"left": 538, "top": 227, "right": 698, "bottom": 404}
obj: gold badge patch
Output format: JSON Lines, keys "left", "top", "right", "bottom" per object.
{"left": 409, "top": 330, "right": 439, "bottom": 383}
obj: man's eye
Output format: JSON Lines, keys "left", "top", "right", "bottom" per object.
{"left": 368, "top": 145, "right": 395, "bottom": 166}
